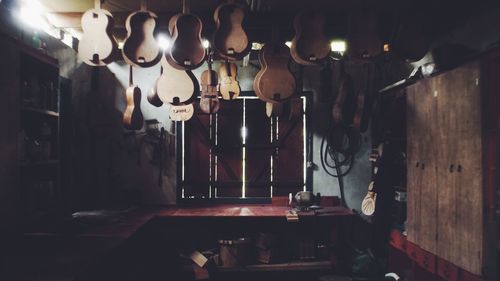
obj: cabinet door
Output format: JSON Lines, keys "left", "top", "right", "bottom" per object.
{"left": 436, "top": 61, "right": 483, "bottom": 275}
{"left": 435, "top": 70, "right": 460, "bottom": 264}
{"left": 407, "top": 79, "right": 437, "bottom": 249}
{"left": 406, "top": 84, "right": 422, "bottom": 245}
{"left": 418, "top": 78, "right": 438, "bottom": 254}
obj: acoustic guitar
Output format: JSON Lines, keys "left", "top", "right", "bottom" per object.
{"left": 147, "top": 77, "right": 163, "bottom": 107}
{"left": 218, "top": 60, "right": 240, "bottom": 100}
{"left": 122, "top": 0, "right": 161, "bottom": 67}
{"left": 123, "top": 66, "right": 144, "bottom": 130}
{"left": 157, "top": 55, "right": 198, "bottom": 105}
{"left": 169, "top": 103, "right": 194, "bottom": 121}
{"left": 213, "top": 0, "right": 250, "bottom": 60}
{"left": 254, "top": 42, "right": 296, "bottom": 103}
{"left": 347, "top": 9, "right": 382, "bottom": 60}
{"left": 168, "top": 0, "right": 205, "bottom": 70}
{"left": 199, "top": 51, "right": 220, "bottom": 114}
{"left": 78, "top": 0, "right": 117, "bottom": 66}
{"left": 291, "top": 11, "right": 330, "bottom": 66}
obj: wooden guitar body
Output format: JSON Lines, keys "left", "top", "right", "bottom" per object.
{"left": 169, "top": 13, "right": 205, "bottom": 69}
{"left": 123, "top": 85, "right": 144, "bottom": 130}
{"left": 213, "top": 2, "right": 250, "bottom": 60}
{"left": 122, "top": 10, "right": 161, "bottom": 67}
{"left": 157, "top": 56, "right": 198, "bottom": 104}
{"left": 218, "top": 61, "right": 240, "bottom": 100}
{"left": 169, "top": 103, "right": 194, "bottom": 121}
{"left": 147, "top": 77, "right": 163, "bottom": 107}
{"left": 254, "top": 43, "right": 296, "bottom": 103}
{"left": 291, "top": 11, "right": 330, "bottom": 65}
{"left": 347, "top": 10, "right": 382, "bottom": 60}
{"left": 78, "top": 7, "right": 117, "bottom": 66}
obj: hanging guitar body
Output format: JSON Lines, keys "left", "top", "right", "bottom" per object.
{"left": 254, "top": 43, "right": 296, "bottom": 103}
{"left": 169, "top": 103, "right": 194, "bottom": 121}
{"left": 199, "top": 52, "right": 220, "bottom": 114}
{"left": 218, "top": 61, "right": 240, "bottom": 100}
{"left": 123, "top": 66, "right": 144, "bottom": 130}
{"left": 347, "top": 10, "right": 382, "bottom": 60}
{"left": 78, "top": 0, "right": 117, "bottom": 66}
{"left": 122, "top": 3, "right": 161, "bottom": 68}
{"left": 213, "top": 1, "right": 250, "bottom": 60}
{"left": 157, "top": 56, "right": 198, "bottom": 105}
{"left": 168, "top": 0, "right": 205, "bottom": 70}
{"left": 291, "top": 11, "right": 330, "bottom": 65}
{"left": 147, "top": 77, "right": 163, "bottom": 107}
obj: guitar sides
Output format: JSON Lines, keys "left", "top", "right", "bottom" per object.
{"left": 213, "top": 2, "right": 250, "bottom": 60}
{"left": 122, "top": 11, "right": 161, "bottom": 67}
{"left": 169, "top": 13, "right": 205, "bottom": 69}
{"left": 291, "top": 11, "right": 330, "bottom": 65}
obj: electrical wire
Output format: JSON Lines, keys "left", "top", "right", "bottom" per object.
{"left": 320, "top": 122, "right": 362, "bottom": 207}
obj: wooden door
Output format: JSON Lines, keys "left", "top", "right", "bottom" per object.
{"left": 418, "top": 77, "right": 438, "bottom": 254}
{"left": 407, "top": 78, "right": 438, "bottom": 252}
{"left": 439, "top": 62, "right": 483, "bottom": 274}
{"left": 406, "top": 83, "right": 424, "bottom": 245}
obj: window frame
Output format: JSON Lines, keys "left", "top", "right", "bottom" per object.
{"left": 176, "top": 91, "right": 313, "bottom": 204}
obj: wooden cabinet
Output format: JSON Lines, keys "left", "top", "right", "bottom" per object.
{"left": 406, "top": 52, "right": 499, "bottom": 277}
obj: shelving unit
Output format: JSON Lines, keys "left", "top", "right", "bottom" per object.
{"left": 18, "top": 45, "right": 61, "bottom": 225}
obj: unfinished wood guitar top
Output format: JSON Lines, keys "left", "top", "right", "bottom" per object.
{"left": 157, "top": 55, "right": 197, "bottom": 104}
{"left": 254, "top": 43, "right": 296, "bottom": 103}
{"left": 78, "top": 3, "right": 117, "bottom": 66}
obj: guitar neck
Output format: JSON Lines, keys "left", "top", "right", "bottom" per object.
{"left": 140, "top": 0, "right": 147, "bottom": 11}
{"left": 129, "top": 65, "right": 133, "bottom": 86}
{"left": 182, "top": 0, "right": 190, "bottom": 14}
{"left": 94, "top": 0, "right": 101, "bottom": 9}
{"left": 224, "top": 60, "right": 231, "bottom": 77}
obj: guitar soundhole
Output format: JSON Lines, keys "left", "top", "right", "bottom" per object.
{"left": 273, "top": 93, "right": 281, "bottom": 102}
{"left": 138, "top": 57, "right": 146, "bottom": 63}
{"left": 93, "top": 13, "right": 98, "bottom": 19}
{"left": 172, "top": 97, "right": 180, "bottom": 105}
{"left": 92, "top": 54, "right": 100, "bottom": 62}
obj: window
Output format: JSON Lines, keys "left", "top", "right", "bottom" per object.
{"left": 178, "top": 93, "right": 310, "bottom": 201}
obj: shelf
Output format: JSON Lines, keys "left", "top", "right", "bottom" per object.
{"left": 20, "top": 160, "right": 59, "bottom": 167}
{"left": 21, "top": 107, "right": 59, "bottom": 117}
{"left": 183, "top": 260, "right": 331, "bottom": 273}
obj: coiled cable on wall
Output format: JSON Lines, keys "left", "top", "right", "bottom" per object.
{"left": 320, "top": 123, "right": 362, "bottom": 207}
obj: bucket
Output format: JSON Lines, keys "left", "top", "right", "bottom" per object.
{"left": 218, "top": 238, "right": 252, "bottom": 267}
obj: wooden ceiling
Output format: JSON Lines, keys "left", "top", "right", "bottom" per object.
{"left": 30, "top": 0, "right": 499, "bottom": 43}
